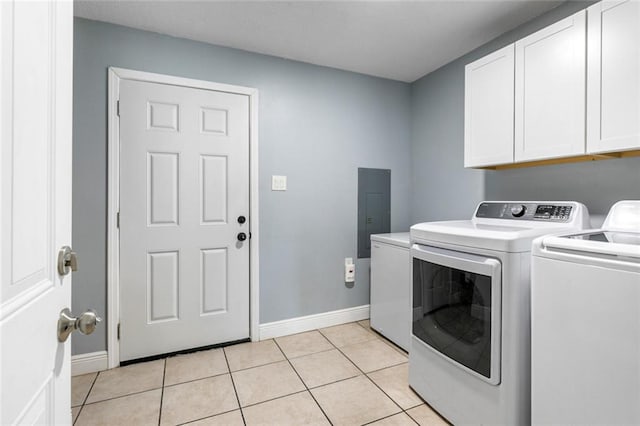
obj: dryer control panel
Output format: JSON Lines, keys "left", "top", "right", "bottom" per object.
{"left": 475, "top": 202, "right": 573, "bottom": 222}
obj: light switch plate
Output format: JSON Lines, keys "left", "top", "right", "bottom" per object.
{"left": 272, "top": 175, "right": 287, "bottom": 191}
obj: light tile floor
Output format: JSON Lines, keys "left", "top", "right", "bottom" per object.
{"left": 72, "top": 320, "right": 449, "bottom": 426}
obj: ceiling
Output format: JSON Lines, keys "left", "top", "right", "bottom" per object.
{"left": 74, "top": 0, "right": 566, "bottom": 82}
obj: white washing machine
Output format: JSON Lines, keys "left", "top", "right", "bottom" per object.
{"left": 531, "top": 200, "right": 640, "bottom": 424}
{"left": 409, "top": 201, "right": 590, "bottom": 425}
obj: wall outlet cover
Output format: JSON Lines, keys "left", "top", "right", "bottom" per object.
{"left": 345, "top": 258, "right": 355, "bottom": 283}
{"left": 272, "top": 175, "right": 287, "bottom": 191}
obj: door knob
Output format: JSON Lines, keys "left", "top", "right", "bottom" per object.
{"left": 237, "top": 232, "right": 247, "bottom": 242}
{"left": 57, "top": 308, "right": 102, "bottom": 342}
{"left": 57, "top": 246, "right": 78, "bottom": 275}
{"left": 237, "top": 215, "right": 246, "bottom": 224}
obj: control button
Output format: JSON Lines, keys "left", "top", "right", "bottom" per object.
{"left": 510, "top": 205, "right": 526, "bottom": 217}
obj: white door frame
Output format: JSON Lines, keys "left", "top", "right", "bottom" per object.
{"left": 107, "top": 67, "right": 259, "bottom": 369}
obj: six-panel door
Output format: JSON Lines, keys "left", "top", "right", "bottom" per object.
{"left": 119, "top": 80, "right": 250, "bottom": 361}
{"left": 0, "top": 1, "right": 74, "bottom": 423}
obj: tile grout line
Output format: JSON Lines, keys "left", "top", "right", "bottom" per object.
{"left": 355, "top": 321, "right": 445, "bottom": 425}
{"left": 322, "top": 326, "right": 409, "bottom": 422}
{"left": 80, "top": 372, "right": 100, "bottom": 406}
{"left": 285, "top": 345, "right": 336, "bottom": 361}
{"left": 361, "top": 410, "right": 420, "bottom": 426}
{"left": 74, "top": 371, "right": 100, "bottom": 424}
{"left": 403, "top": 408, "right": 425, "bottom": 426}
{"left": 359, "top": 329, "right": 448, "bottom": 425}
{"left": 226, "top": 346, "right": 287, "bottom": 374}
{"left": 272, "top": 338, "right": 334, "bottom": 426}
{"left": 319, "top": 323, "right": 426, "bottom": 424}
{"left": 175, "top": 407, "right": 242, "bottom": 426}
{"left": 293, "top": 326, "right": 378, "bottom": 391}
{"left": 352, "top": 321, "right": 442, "bottom": 425}
{"left": 80, "top": 355, "right": 265, "bottom": 409}
{"left": 319, "top": 325, "right": 421, "bottom": 425}
{"left": 365, "top": 360, "right": 409, "bottom": 375}
{"left": 305, "top": 371, "right": 362, "bottom": 391}
{"left": 163, "top": 369, "right": 231, "bottom": 389}
{"left": 356, "top": 320, "right": 409, "bottom": 357}
{"left": 81, "top": 386, "right": 163, "bottom": 406}
{"left": 229, "top": 357, "right": 283, "bottom": 374}
{"left": 223, "top": 347, "right": 248, "bottom": 426}
{"left": 80, "top": 356, "right": 335, "bottom": 408}
{"left": 241, "top": 389, "right": 310, "bottom": 410}
{"left": 157, "top": 358, "right": 167, "bottom": 426}
{"left": 73, "top": 322, "right": 431, "bottom": 425}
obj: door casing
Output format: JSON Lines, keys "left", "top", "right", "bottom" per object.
{"left": 107, "top": 67, "right": 260, "bottom": 368}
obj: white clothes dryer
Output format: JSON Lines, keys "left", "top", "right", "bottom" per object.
{"left": 409, "top": 201, "right": 590, "bottom": 425}
{"left": 531, "top": 200, "right": 640, "bottom": 424}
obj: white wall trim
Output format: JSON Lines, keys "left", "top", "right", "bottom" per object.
{"left": 107, "top": 68, "right": 121, "bottom": 370}
{"left": 107, "top": 67, "right": 260, "bottom": 369}
{"left": 71, "top": 351, "right": 109, "bottom": 376}
{"left": 259, "top": 305, "right": 370, "bottom": 340}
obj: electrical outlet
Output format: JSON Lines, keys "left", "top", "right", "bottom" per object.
{"left": 345, "top": 257, "right": 355, "bottom": 283}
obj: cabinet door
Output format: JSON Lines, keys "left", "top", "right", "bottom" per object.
{"left": 587, "top": 0, "right": 640, "bottom": 154}
{"left": 515, "top": 10, "right": 586, "bottom": 162}
{"left": 464, "top": 45, "right": 515, "bottom": 168}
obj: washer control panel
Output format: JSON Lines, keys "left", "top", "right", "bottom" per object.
{"left": 475, "top": 202, "right": 573, "bottom": 222}
{"left": 533, "top": 204, "right": 572, "bottom": 221}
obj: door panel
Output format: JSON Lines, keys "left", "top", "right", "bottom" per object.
{"left": 201, "top": 155, "right": 228, "bottom": 223}
{"left": 119, "top": 80, "right": 250, "bottom": 361}
{"left": 1, "top": 1, "right": 73, "bottom": 424}
{"left": 587, "top": 0, "right": 640, "bottom": 153}
{"left": 515, "top": 10, "right": 586, "bottom": 162}
{"left": 148, "top": 152, "right": 180, "bottom": 226}
{"left": 201, "top": 248, "right": 228, "bottom": 314}
{"left": 464, "top": 44, "right": 515, "bottom": 167}
{"left": 147, "top": 251, "right": 179, "bottom": 323}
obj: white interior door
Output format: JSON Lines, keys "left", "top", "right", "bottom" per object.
{"left": 1, "top": 1, "right": 73, "bottom": 424}
{"left": 119, "top": 79, "right": 250, "bottom": 362}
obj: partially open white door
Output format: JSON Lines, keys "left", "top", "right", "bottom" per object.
{"left": 118, "top": 79, "right": 251, "bottom": 361}
{"left": 1, "top": 1, "right": 74, "bottom": 424}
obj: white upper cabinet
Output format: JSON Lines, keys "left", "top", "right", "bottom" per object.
{"left": 587, "top": 0, "right": 640, "bottom": 154}
{"left": 464, "top": 45, "right": 515, "bottom": 167}
{"left": 514, "top": 10, "right": 587, "bottom": 162}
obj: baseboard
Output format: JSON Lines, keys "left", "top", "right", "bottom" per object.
{"left": 259, "top": 305, "right": 370, "bottom": 340}
{"left": 72, "top": 351, "right": 108, "bottom": 376}
{"left": 71, "top": 306, "right": 370, "bottom": 371}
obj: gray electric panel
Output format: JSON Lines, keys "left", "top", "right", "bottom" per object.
{"left": 358, "top": 168, "right": 391, "bottom": 258}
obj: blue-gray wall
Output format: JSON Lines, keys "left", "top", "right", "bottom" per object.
{"left": 75, "top": 1, "right": 640, "bottom": 356}
{"left": 410, "top": 0, "right": 640, "bottom": 224}
{"left": 72, "top": 18, "right": 412, "bottom": 355}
